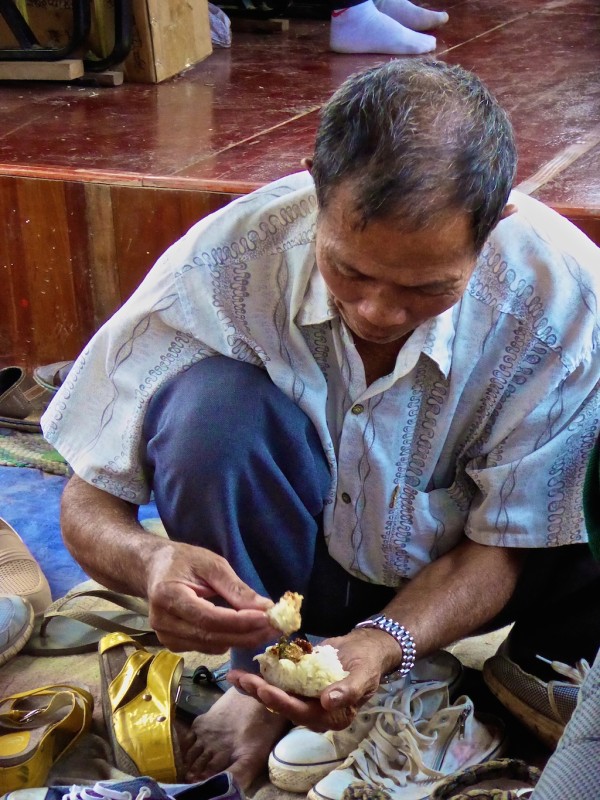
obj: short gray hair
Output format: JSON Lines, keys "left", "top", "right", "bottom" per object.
{"left": 312, "top": 59, "right": 517, "bottom": 252}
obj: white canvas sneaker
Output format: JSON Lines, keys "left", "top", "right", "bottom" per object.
{"left": 309, "top": 694, "right": 507, "bottom": 800}
{"left": 269, "top": 651, "right": 462, "bottom": 793}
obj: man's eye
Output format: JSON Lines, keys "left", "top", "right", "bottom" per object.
{"left": 418, "top": 286, "right": 453, "bottom": 297}
{"left": 336, "top": 264, "right": 361, "bottom": 279}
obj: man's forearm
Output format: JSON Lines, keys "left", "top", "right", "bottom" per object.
{"left": 381, "top": 537, "right": 525, "bottom": 662}
{"left": 61, "top": 474, "right": 170, "bottom": 597}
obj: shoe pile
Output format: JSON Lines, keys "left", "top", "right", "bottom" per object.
{"left": 269, "top": 651, "right": 506, "bottom": 800}
{"left": 269, "top": 651, "right": 462, "bottom": 793}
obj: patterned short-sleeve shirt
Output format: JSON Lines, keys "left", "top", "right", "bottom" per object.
{"left": 42, "top": 172, "right": 600, "bottom": 586}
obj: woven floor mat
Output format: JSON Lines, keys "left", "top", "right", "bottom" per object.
{"left": 0, "top": 428, "right": 70, "bottom": 476}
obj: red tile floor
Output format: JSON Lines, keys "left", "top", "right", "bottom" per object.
{"left": 0, "top": 0, "right": 598, "bottom": 210}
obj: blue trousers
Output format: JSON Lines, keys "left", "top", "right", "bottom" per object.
{"left": 142, "top": 357, "right": 394, "bottom": 669}
{"left": 142, "top": 357, "right": 600, "bottom": 676}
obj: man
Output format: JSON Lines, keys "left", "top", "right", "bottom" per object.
{"left": 43, "top": 60, "right": 600, "bottom": 789}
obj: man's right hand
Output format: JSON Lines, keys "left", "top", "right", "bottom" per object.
{"left": 144, "top": 540, "right": 276, "bottom": 653}
{"left": 61, "top": 475, "right": 277, "bottom": 654}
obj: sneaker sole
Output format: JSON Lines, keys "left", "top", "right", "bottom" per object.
{"left": 483, "top": 660, "right": 563, "bottom": 749}
{"left": 0, "top": 599, "right": 34, "bottom": 667}
{"left": 269, "top": 753, "right": 344, "bottom": 793}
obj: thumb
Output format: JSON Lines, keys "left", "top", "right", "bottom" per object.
{"left": 199, "top": 553, "right": 273, "bottom": 612}
{"left": 321, "top": 673, "right": 369, "bottom": 711}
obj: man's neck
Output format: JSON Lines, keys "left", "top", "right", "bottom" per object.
{"left": 353, "top": 334, "right": 410, "bottom": 386}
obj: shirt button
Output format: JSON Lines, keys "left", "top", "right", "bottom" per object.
{"left": 351, "top": 404, "right": 365, "bottom": 415}
{"left": 341, "top": 492, "right": 352, "bottom": 504}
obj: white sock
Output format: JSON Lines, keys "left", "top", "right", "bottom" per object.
{"left": 374, "top": 0, "right": 448, "bottom": 31}
{"left": 330, "top": 0, "right": 436, "bottom": 54}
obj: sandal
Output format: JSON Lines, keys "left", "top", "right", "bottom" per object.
{"left": 0, "top": 684, "right": 93, "bottom": 792}
{"left": 99, "top": 631, "right": 184, "bottom": 782}
{"left": 23, "top": 587, "right": 160, "bottom": 656}
{"left": 0, "top": 367, "right": 55, "bottom": 433}
{"left": 176, "top": 661, "right": 230, "bottom": 720}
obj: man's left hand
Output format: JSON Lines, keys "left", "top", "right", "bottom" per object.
{"left": 227, "top": 627, "right": 400, "bottom": 730}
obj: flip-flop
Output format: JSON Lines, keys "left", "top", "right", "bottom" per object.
{"left": 23, "top": 587, "right": 160, "bottom": 656}
{"left": 99, "top": 631, "right": 183, "bottom": 782}
{"left": 0, "top": 366, "right": 55, "bottom": 433}
{"left": 0, "top": 683, "right": 93, "bottom": 792}
{"left": 176, "top": 661, "right": 230, "bottom": 720}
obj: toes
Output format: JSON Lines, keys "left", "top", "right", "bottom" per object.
{"left": 186, "top": 746, "right": 228, "bottom": 782}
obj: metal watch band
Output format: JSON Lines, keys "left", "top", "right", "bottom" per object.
{"left": 354, "top": 614, "right": 417, "bottom": 676}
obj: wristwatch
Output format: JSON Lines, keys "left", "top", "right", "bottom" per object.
{"left": 354, "top": 613, "right": 417, "bottom": 676}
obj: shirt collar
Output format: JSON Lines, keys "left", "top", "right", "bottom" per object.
{"left": 419, "top": 304, "right": 457, "bottom": 379}
{"left": 295, "top": 260, "right": 337, "bottom": 326}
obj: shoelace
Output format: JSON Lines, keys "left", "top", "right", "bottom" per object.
{"left": 355, "top": 716, "right": 441, "bottom": 787}
{"left": 323, "top": 679, "right": 447, "bottom": 754}
{"left": 535, "top": 654, "right": 591, "bottom": 685}
{"left": 340, "top": 682, "right": 451, "bottom": 788}
{"left": 63, "top": 784, "right": 174, "bottom": 800}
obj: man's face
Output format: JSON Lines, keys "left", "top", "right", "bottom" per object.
{"left": 315, "top": 183, "right": 478, "bottom": 345}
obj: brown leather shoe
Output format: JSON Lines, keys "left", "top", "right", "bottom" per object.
{"left": 33, "top": 360, "right": 74, "bottom": 393}
{"left": 0, "top": 366, "right": 55, "bottom": 433}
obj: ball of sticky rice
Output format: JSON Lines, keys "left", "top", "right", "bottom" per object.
{"left": 267, "top": 591, "right": 303, "bottom": 636}
{"left": 255, "top": 642, "right": 349, "bottom": 697}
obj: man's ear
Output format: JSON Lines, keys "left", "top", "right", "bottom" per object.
{"left": 301, "top": 157, "right": 313, "bottom": 173}
{"left": 500, "top": 203, "right": 518, "bottom": 220}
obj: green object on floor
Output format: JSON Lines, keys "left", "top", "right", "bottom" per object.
{"left": 0, "top": 430, "right": 69, "bottom": 476}
{"left": 583, "top": 436, "right": 600, "bottom": 562}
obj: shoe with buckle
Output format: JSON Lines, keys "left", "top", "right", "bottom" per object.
{"left": 268, "top": 650, "right": 463, "bottom": 793}
{"left": 0, "top": 684, "right": 93, "bottom": 793}
{"left": 99, "top": 632, "right": 184, "bottom": 783}
{"left": 308, "top": 688, "right": 506, "bottom": 800}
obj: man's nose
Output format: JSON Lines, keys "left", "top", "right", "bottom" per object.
{"left": 357, "top": 293, "right": 408, "bottom": 327}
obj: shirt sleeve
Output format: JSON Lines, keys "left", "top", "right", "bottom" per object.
{"left": 464, "top": 351, "right": 600, "bottom": 548}
{"left": 41, "top": 243, "right": 219, "bottom": 505}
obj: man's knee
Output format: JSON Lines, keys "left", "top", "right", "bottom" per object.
{"left": 142, "top": 356, "right": 330, "bottom": 497}
{"left": 144, "top": 356, "right": 266, "bottom": 438}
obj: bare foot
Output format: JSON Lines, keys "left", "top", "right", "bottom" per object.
{"left": 182, "top": 686, "right": 290, "bottom": 788}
